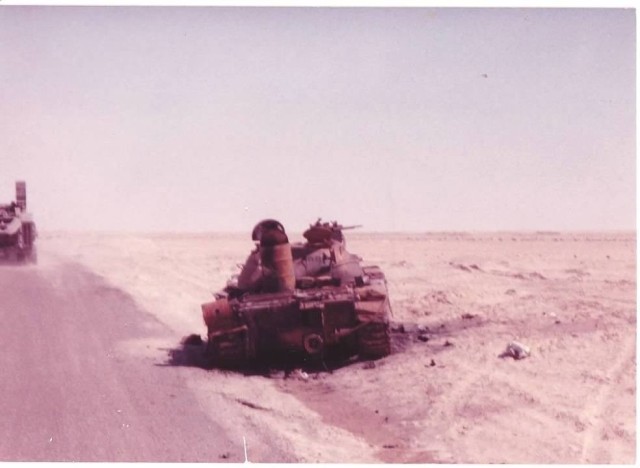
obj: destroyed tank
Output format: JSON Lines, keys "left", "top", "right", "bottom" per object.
{"left": 0, "top": 181, "right": 37, "bottom": 262}
{"left": 201, "top": 219, "right": 392, "bottom": 368}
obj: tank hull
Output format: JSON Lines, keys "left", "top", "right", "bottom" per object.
{"left": 203, "top": 268, "right": 391, "bottom": 368}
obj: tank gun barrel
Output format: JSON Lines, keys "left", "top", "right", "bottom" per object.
{"left": 310, "top": 219, "right": 362, "bottom": 230}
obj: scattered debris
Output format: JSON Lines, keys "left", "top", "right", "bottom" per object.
{"left": 512, "top": 271, "right": 547, "bottom": 281}
{"left": 461, "top": 313, "right": 477, "bottom": 320}
{"left": 500, "top": 341, "right": 531, "bottom": 360}
{"left": 392, "top": 321, "right": 422, "bottom": 333}
{"left": 528, "top": 272, "right": 547, "bottom": 280}
{"left": 444, "top": 340, "right": 454, "bottom": 347}
{"left": 450, "top": 262, "right": 472, "bottom": 272}
{"left": 236, "top": 398, "right": 269, "bottom": 411}
{"left": 425, "top": 290, "right": 453, "bottom": 304}
{"left": 417, "top": 334, "right": 430, "bottom": 342}
{"left": 219, "top": 453, "right": 230, "bottom": 460}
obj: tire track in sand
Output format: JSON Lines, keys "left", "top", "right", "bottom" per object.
{"left": 579, "top": 333, "right": 635, "bottom": 463}
{"left": 434, "top": 357, "right": 493, "bottom": 462}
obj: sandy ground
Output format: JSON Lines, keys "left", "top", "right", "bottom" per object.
{"left": 41, "top": 230, "right": 636, "bottom": 463}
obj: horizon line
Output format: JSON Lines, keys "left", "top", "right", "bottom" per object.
{"left": 38, "top": 228, "right": 638, "bottom": 235}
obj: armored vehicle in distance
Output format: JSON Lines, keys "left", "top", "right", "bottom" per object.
{"left": 201, "top": 219, "right": 392, "bottom": 368}
{"left": 0, "top": 181, "right": 37, "bottom": 262}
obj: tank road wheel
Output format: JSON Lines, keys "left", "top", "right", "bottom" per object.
{"left": 358, "top": 322, "right": 391, "bottom": 360}
{"left": 207, "top": 332, "right": 246, "bottom": 369}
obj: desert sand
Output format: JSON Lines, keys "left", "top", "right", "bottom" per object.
{"left": 41, "top": 231, "right": 636, "bottom": 463}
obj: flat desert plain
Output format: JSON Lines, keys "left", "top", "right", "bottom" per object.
{"left": 41, "top": 231, "right": 636, "bottom": 463}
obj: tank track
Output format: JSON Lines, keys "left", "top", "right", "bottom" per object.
{"left": 357, "top": 322, "right": 391, "bottom": 359}
{"left": 206, "top": 332, "right": 246, "bottom": 368}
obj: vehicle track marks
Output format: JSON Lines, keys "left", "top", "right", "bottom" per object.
{"left": 579, "top": 333, "right": 635, "bottom": 463}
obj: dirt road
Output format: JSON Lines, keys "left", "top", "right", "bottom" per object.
{"left": 0, "top": 262, "right": 245, "bottom": 462}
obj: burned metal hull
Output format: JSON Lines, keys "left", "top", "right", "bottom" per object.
{"left": 201, "top": 220, "right": 391, "bottom": 368}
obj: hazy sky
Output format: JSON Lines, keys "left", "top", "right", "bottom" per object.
{"left": 0, "top": 7, "right": 635, "bottom": 232}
